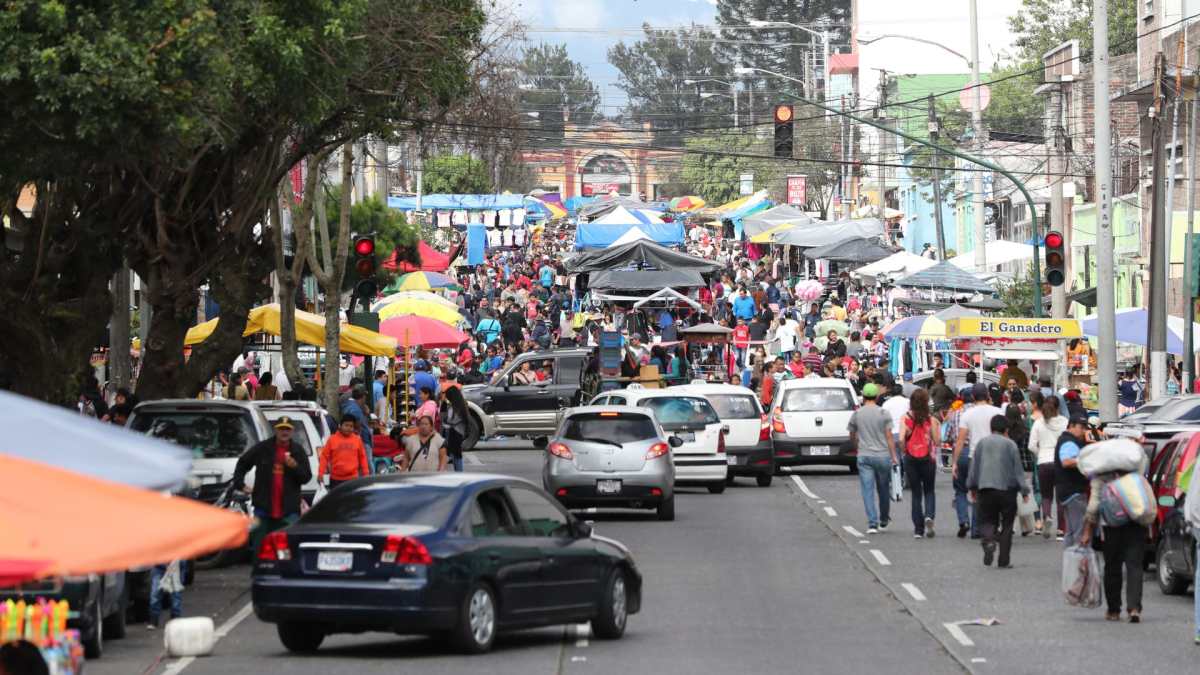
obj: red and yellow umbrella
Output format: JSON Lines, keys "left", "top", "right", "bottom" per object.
{"left": 380, "top": 315, "right": 468, "bottom": 348}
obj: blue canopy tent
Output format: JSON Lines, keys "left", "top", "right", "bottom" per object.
{"left": 574, "top": 206, "right": 684, "bottom": 249}
{"left": 722, "top": 199, "right": 773, "bottom": 240}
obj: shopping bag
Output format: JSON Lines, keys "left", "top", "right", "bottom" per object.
{"left": 890, "top": 463, "right": 903, "bottom": 502}
{"left": 1078, "top": 438, "right": 1143, "bottom": 477}
{"left": 312, "top": 481, "right": 328, "bottom": 506}
{"left": 1017, "top": 493, "right": 1038, "bottom": 517}
{"left": 1062, "top": 545, "right": 1103, "bottom": 608}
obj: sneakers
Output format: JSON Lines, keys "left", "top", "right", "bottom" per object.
{"left": 925, "top": 517, "right": 935, "bottom": 538}
{"left": 957, "top": 524, "right": 968, "bottom": 539}
{"left": 867, "top": 527, "right": 878, "bottom": 534}
{"left": 1056, "top": 534, "right": 1065, "bottom": 542}
{"left": 914, "top": 532, "right": 924, "bottom": 539}
{"left": 879, "top": 521, "right": 890, "bottom": 532}
{"left": 983, "top": 544, "right": 995, "bottom": 566}
{"left": 1128, "top": 610, "right": 1141, "bottom": 624}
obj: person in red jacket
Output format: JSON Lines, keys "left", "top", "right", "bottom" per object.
{"left": 733, "top": 318, "right": 751, "bottom": 368}
{"left": 318, "top": 417, "right": 370, "bottom": 489}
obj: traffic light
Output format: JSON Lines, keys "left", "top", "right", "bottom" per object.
{"left": 773, "top": 104, "right": 794, "bottom": 159}
{"left": 1189, "top": 234, "right": 1200, "bottom": 297}
{"left": 1044, "top": 230, "right": 1065, "bottom": 287}
{"left": 352, "top": 234, "right": 377, "bottom": 307}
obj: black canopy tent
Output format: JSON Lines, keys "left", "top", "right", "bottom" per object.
{"left": 589, "top": 269, "right": 706, "bottom": 291}
{"left": 804, "top": 237, "right": 897, "bottom": 264}
{"left": 893, "top": 260, "right": 994, "bottom": 294}
{"left": 566, "top": 240, "right": 722, "bottom": 274}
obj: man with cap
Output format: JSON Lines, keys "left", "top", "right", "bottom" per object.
{"left": 952, "top": 383, "right": 1003, "bottom": 538}
{"left": 1054, "top": 414, "right": 1093, "bottom": 546}
{"left": 233, "top": 416, "right": 312, "bottom": 553}
{"left": 848, "top": 383, "right": 899, "bottom": 534}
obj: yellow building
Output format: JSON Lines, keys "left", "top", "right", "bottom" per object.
{"left": 522, "top": 121, "right": 676, "bottom": 200}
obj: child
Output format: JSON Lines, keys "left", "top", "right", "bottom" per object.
{"left": 147, "top": 560, "right": 185, "bottom": 630}
{"left": 318, "top": 417, "right": 371, "bottom": 488}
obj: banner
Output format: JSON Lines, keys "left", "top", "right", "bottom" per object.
{"left": 945, "top": 317, "right": 1081, "bottom": 339}
{"left": 786, "top": 175, "right": 807, "bottom": 206}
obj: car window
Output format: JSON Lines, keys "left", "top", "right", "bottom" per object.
{"left": 130, "top": 411, "right": 256, "bottom": 458}
{"left": 302, "top": 483, "right": 458, "bottom": 527}
{"left": 467, "top": 489, "right": 521, "bottom": 537}
{"left": 263, "top": 413, "right": 314, "bottom": 456}
{"left": 780, "top": 387, "right": 855, "bottom": 412}
{"left": 563, "top": 413, "right": 658, "bottom": 444}
{"left": 507, "top": 486, "right": 572, "bottom": 538}
{"left": 590, "top": 396, "right": 610, "bottom": 406}
{"left": 1148, "top": 398, "right": 1200, "bottom": 422}
{"left": 641, "top": 397, "right": 720, "bottom": 427}
{"left": 1164, "top": 445, "right": 1186, "bottom": 492}
{"left": 1152, "top": 442, "right": 1178, "bottom": 486}
{"left": 706, "top": 394, "right": 761, "bottom": 419}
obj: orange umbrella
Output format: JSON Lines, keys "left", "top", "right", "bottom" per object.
{"left": 0, "top": 455, "right": 248, "bottom": 583}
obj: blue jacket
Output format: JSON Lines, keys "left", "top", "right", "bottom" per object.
{"left": 410, "top": 370, "right": 439, "bottom": 400}
{"left": 732, "top": 295, "right": 756, "bottom": 320}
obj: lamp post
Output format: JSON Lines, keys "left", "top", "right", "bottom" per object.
{"left": 747, "top": 19, "right": 830, "bottom": 100}
{"left": 685, "top": 79, "right": 738, "bottom": 127}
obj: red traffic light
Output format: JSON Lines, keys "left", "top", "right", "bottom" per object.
{"left": 774, "top": 104, "right": 794, "bottom": 123}
{"left": 1044, "top": 231, "right": 1063, "bottom": 249}
{"left": 354, "top": 236, "right": 375, "bottom": 257}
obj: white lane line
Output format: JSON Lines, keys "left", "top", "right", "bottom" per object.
{"left": 790, "top": 475, "right": 819, "bottom": 499}
{"left": 869, "top": 549, "right": 891, "bottom": 566}
{"left": 901, "top": 583, "right": 927, "bottom": 602}
{"left": 842, "top": 525, "right": 864, "bottom": 538}
{"left": 971, "top": 658, "right": 987, "bottom": 664}
{"left": 161, "top": 602, "right": 254, "bottom": 674}
{"left": 823, "top": 506, "right": 838, "bottom": 517}
{"left": 465, "top": 453, "right": 483, "bottom": 466}
{"left": 858, "top": 539, "right": 870, "bottom": 544}
{"left": 586, "top": 507, "right": 598, "bottom": 514}
{"left": 944, "top": 622, "right": 975, "bottom": 647}
{"left": 574, "top": 622, "right": 590, "bottom": 647}
{"left": 817, "top": 499, "right": 826, "bottom": 504}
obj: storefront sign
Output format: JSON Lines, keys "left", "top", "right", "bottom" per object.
{"left": 945, "top": 317, "right": 1082, "bottom": 339}
{"left": 786, "top": 175, "right": 807, "bottom": 206}
{"left": 582, "top": 182, "right": 621, "bottom": 196}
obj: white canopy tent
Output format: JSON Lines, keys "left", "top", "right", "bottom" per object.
{"left": 851, "top": 250, "right": 936, "bottom": 280}
{"left": 607, "top": 226, "right": 653, "bottom": 248}
{"left": 592, "top": 205, "right": 665, "bottom": 226}
{"left": 948, "top": 240, "right": 1035, "bottom": 271}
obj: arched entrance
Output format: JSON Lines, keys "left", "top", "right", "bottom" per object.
{"left": 579, "top": 153, "right": 632, "bottom": 196}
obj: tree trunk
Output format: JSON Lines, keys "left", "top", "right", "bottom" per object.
{"left": 109, "top": 263, "right": 132, "bottom": 390}
{"left": 316, "top": 143, "right": 355, "bottom": 412}
{"left": 271, "top": 196, "right": 308, "bottom": 393}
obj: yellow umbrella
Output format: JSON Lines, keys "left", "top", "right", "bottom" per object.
{"left": 377, "top": 297, "right": 463, "bottom": 326}
{"left": 371, "top": 290, "right": 458, "bottom": 313}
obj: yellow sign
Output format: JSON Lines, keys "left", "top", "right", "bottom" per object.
{"left": 945, "top": 317, "right": 1082, "bottom": 339}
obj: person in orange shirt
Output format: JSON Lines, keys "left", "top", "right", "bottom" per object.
{"left": 318, "top": 418, "right": 370, "bottom": 489}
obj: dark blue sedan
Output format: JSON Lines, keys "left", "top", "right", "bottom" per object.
{"left": 252, "top": 472, "right": 642, "bottom": 654}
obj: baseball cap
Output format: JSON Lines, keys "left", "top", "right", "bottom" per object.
{"left": 971, "top": 382, "right": 990, "bottom": 400}
{"left": 273, "top": 416, "right": 294, "bottom": 430}
{"left": 862, "top": 383, "right": 879, "bottom": 398}
{"left": 1068, "top": 414, "right": 1090, "bottom": 427}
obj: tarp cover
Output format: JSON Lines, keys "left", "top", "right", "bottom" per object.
{"left": 804, "top": 237, "right": 896, "bottom": 264}
{"left": 574, "top": 221, "right": 685, "bottom": 249}
{"left": 948, "top": 240, "right": 1035, "bottom": 271}
{"left": 740, "top": 204, "right": 815, "bottom": 240}
{"left": 578, "top": 196, "right": 664, "bottom": 220}
{"left": 387, "top": 194, "right": 526, "bottom": 211}
{"left": 589, "top": 268, "right": 706, "bottom": 291}
{"left": 770, "top": 218, "right": 886, "bottom": 248}
{"left": 592, "top": 205, "right": 665, "bottom": 225}
{"left": 567, "top": 239, "right": 723, "bottom": 274}
{"left": 382, "top": 241, "right": 450, "bottom": 273}
{"left": 893, "top": 260, "right": 994, "bottom": 293}
{"left": 852, "top": 250, "right": 936, "bottom": 279}
{"left": 185, "top": 304, "right": 398, "bottom": 356}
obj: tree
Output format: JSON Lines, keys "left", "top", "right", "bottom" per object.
{"left": 997, "top": 266, "right": 1040, "bottom": 317}
{"left": 678, "top": 131, "right": 781, "bottom": 205}
{"left": 423, "top": 155, "right": 492, "bottom": 194}
{"left": 1008, "top": 0, "right": 1137, "bottom": 64}
{"left": 518, "top": 43, "right": 602, "bottom": 146}
{"left": 321, "top": 187, "right": 421, "bottom": 289}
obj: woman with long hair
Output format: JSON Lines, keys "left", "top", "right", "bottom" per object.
{"left": 901, "top": 388, "right": 941, "bottom": 538}
{"left": 441, "top": 386, "right": 470, "bottom": 472}
{"left": 1030, "top": 395, "right": 1068, "bottom": 540}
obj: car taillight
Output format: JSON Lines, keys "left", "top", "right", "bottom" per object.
{"left": 257, "top": 531, "right": 291, "bottom": 561}
{"left": 717, "top": 431, "right": 726, "bottom": 454}
{"left": 645, "top": 442, "right": 669, "bottom": 459}
{"left": 771, "top": 408, "right": 785, "bottom": 433}
{"left": 548, "top": 442, "right": 574, "bottom": 460}
{"left": 381, "top": 535, "right": 432, "bottom": 565}
{"left": 759, "top": 414, "right": 771, "bottom": 441}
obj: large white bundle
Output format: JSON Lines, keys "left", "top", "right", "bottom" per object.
{"left": 164, "top": 617, "right": 215, "bottom": 657}
{"left": 1077, "top": 438, "right": 1143, "bottom": 477}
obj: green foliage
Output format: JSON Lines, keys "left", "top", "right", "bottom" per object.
{"left": 715, "top": 0, "right": 851, "bottom": 97}
{"left": 1008, "top": 0, "right": 1138, "bottom": 64}
{"left": 679, "top": 131, "right": 781, "bottom": 206}
{"left": 518, "top": 43, "right": 601, "bottom": 145}
{"left": 936, "top": 64, "right": 1045, "bottom": 142}
{"left": 423, "top": 154, "right": 491, "bottom": 195}
{"left": 997, "top": 265, "right": 1040, "bottom": 317}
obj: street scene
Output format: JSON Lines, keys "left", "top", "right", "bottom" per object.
{"left": 5, "top": 1, "right": 1200, "bottom": 674}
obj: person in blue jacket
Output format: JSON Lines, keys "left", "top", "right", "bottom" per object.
{"left": 732, "top": 287, "right": 756, "bottom": 321}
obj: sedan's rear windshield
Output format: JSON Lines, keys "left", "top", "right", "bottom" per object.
{"left": 781, "top": 388, "right": 856, "bottom": 412}
{"left": 563, "top": 413, "right": 658, "bottom": 443}
{"left": 641, "top": 397, "right": 720, "bottom": 427}
{"left": 706, "top": 394, "right": 761, "bottom": 419}
{"left": 1147, "top": 398, "right": 1200, "bottom": 422}
{"left": 130, "top": 411, "right": 256, "bottom": 458}
{"left": 302, "top": 484, "right": 457, "bottom": 527}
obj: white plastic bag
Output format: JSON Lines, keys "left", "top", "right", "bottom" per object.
{"left": 1062, "top": 545, "right": 1103, "bottom": 608}
{"left": 890, "top": 463, "right": 903, "bottom": 502}
{"left": 1077, "top": 438, "right": 1143, "bottom": 477}
{"left": 1017, "top": 493, "right": 1038, "bottom": 517}
{"left": 312, "top": 481, "right": 328, "bottom": 506}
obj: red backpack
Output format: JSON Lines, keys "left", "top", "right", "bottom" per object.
{"left": 903, "top": 414, "right": 932, "bottom": 459}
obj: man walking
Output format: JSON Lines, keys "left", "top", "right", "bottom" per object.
{"left": 967, "top": 415, "right": 1031, "bottom": 567}
{"left": 848, "top": 383, "right": 898, "bottom": 534}
{"left": 233, "top": 417, "right": 312, "bottom": 553}
{"left": 1054, "top": 415, "right": 1093, "bottom": 546}
{"left": 952, "top": 383, "right": 1002, "bottom": 538}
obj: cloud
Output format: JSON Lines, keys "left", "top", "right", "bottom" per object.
{"left": 549, "top": 0, "right": 606, "bottom": 30}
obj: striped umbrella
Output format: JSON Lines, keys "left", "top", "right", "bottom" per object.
{"left": 380, "top": 315, "right": 468, "bottom": 348}
{"left": 669, "top": 196, "right": 706, "bottom": 212}
{"left": 371, "top": 290, "right": 458, "bottom": 313}
{"left": 377, "top": 296, "right": 463, "bottom": 326}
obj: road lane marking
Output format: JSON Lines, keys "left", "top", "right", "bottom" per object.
{"left": 944, "top": 622, "right": 975, "bottom": 647}
{"left": 574, "top": 622, "right": 590, "bottom": 647}
{"left": 842, "top": 525, "right": 864, "bottom": 538}
{"left": 971, "top": 658, "right": 987, "bottom": 664}
{"left": 858, "top": 540, "right": 870, "bottom": 544}
{"left": 901, "top": 583, "right": 927, "bottom": 601}
{"left": 823, "top": 506, "right": 838, "bottom": 517}
{"left": 586, "top": 507, "right": 597, "bottom": 514}
{"left": 790, "top": 475, "right": 819, "bottom": 499}
{"left": 816, "top": 499, "right": 826, "bottom": 504}
{"left": 465, "top": 453, "right": 483, "bottom": 465}
{"left": 161, "top": 657, "right": 194, "bottom": 675}
{"left": 869, "top": 549, "right": 891, "bottom": 566}
{"left": 162, "top": 602, "right": 254, "bottom": 674}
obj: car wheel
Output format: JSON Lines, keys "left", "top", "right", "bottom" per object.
{"left": 277, "top": 621, "right": 325, "bottom": 653}
{"left": 462, "top": 414, "right": 483, "bottom": 451}
{"left": 102, "top": 585, "right": 128, "bottom": 639}
{"left": 83, "top": 598, "right": 103, "bottom": 659}
{"left": 591, "top": 568, "right": 629, "bottom": 640}
{"left": 756, "top": 474, "right": 773, "bottom": 488}
{"left": 1157, "top": 541, "right": 1189, "bottom": 595}
{"left": 452, "top": 583, "right": 497, "bottom": 654}
{"left": 707, "top": 481, "right": 726, "bottom": 495}
{"left": 725, "top": 474, "right": 736, "bottom": 486}
{"left": 657, "top": 496, "right": 675, "bottom": 521}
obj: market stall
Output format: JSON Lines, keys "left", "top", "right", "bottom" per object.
{"left": 679, "top": 323, "right": 733, "bottom": 383}
{"left": 944, "top": 316, "right": 1084, "bottom": 399}
{"left": 184, "top": 304, "right": 398, "bottom": 357}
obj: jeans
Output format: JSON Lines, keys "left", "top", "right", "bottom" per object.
{"left": 149, "top": 563, "right": 183, "bottom": 624}
{"left": 1060, "top": 493, "right": 1087, "bottom": 547}
{"left": 734, "top": 346, "right": 748, "bottom": 367}
{"left": 365, "top": 445, "right": 374, "bottom": 474}
{"left": 857, "top": 455, "right": 893, "bottom": 528}
{"left": 250, "top": 509, "right": 299, "bottom": 556}
{"left": 977, "top": 489, "right": 1018, "bottom": 566}
{"left": 1102, "top": 523, "right": 1147, "bottom": 614}
{"left": 953, "top": 456, "right": 977, "bottom": 535}
{"left": 905, "top": 456, "right": 937, "bottom": 534}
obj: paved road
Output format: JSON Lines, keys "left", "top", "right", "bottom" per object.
{"left": 90, "top": 451, "right": 1198, "bottom": 675}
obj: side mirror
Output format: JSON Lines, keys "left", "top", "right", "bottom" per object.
{"left": 1158, "top": 495, "right": 1176, "bottom": 508}
{"left": 533, "top": 436, "right": 549, "bottom": 450}
{"left": 574, "top": 520, "right": 593, "bottom": 538}
{"left": 669, "top": 435, "right": 684, "bottom": 448}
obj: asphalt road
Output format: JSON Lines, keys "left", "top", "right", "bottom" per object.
{"left": 89, "top": 448, "right": 1199, "bottom": 675}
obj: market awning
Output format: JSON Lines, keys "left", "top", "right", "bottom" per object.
{"left": 740, "top": 204, "right": 814, "bottom": 240}
{"left": 894, "top": 260, "right": 994, "bottom": 294}
{"left": 804, "top": 237, "right": 897, "bottom": 264}
{"left": 567, "top": 239, "right": 722, "bottom": 274}
{"left": 948, "top": 240, "right": 1035, "bottom": 271}
{"left": 769, "top": 218, "right": 886, "bottom": 248}
{"left": 852, "top": 250, "right": 937, "bottom": 280}
{"left": 590, "top": 269, "right": 706, "bottom": 291}
{"left": 185, "top": 304, "right": 397, "bottom": 356}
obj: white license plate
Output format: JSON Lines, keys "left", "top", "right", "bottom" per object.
{"left": 676, "top": 432, "right": 695, "bottom": 442}
{"left": 317, "top": 551, "right": 354, "bottom": 572}
{"left": 597, "top": 480, "right": 622, "bottom": 494}
{"left": 727, "top": 455, "right": 737, "bottom": 465}
{"left": 809, "top": 445, "right": 831, "bottom": 456}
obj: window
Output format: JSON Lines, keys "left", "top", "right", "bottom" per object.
{"left": 507, "top": 486, "right": 572, "bottom": 538}
{"left": 641, "top": 397, "right": 720, "bottom": 429}
{"left": 563, "top": 413, "right": 658, "bottom": 444}
{"left": 466, "top": 489, "right": 520, "bottom": 537}
{"left": 706, "top": 394, "right": 761, "bottom": 419}
{"left": 130, "top": 411, "right": 256, "bottom": 459}
{"left": 781, "top": 387, "right": 856, "bottom": 412}
{"left": 303, "top": 483, "right": 459, "bottom": 527}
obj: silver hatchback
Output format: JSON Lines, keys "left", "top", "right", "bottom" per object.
{"left": 539, "top": 406, "right": 682, "bottom": 521}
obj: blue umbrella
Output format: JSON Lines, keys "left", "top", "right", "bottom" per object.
{"left": 0, "top": 391, "right": 193, "bottom": 491}
{"left": 1079, "top": 307, "right": 1200, "bottom": 355}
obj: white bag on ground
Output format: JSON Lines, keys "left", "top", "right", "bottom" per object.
{"left": 165, "top": 617, "right": 215, "bottom": 657}
{"left": 1077, "top": 438, "right": 1143, "bottom": 477}
{"left": 1062, "top": 546, "right": 1103, "bottom": 608}
{"left": 890, "top": 463, "right": 903, "bottom": 502}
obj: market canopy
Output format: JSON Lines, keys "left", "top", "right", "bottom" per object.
{"left": 804, "top": 237, "right": 897, "bottom": 264}
{"left": 711, "top": 190, "right": 769, "bottom": 214}
{"left": 949, "top": 240, "right": 1036, "bottom": 271}
{"left": 593, "top": 205, "right": 665, "bottom": 226}
{"left": 1080, "top": 307, "right": 1200, "bottom": 354}
{"left": 386, "top": 193, "right": 526, "bottom": 211}
{"left": 669, "top": 196, "right": 706, "bottom": 212}
{"left": 578, "top": 196, "right": 664, "bottom": 220}
{"left": 567, "top": 239, "right": 723, "bottom": 274}
{"left": 770, "top": 218, "right": 886, "bottom": 248}
{"left": 185, "top": 304, "right": 397, "bottom": 356}
{"left": 383, "top": 240, "right": 450, "bottom": 273}
{"left": 881, "top": 304, "right": 981, "bottom": 339}
{"left": 575, "top": 220, "right": 685, "bottom": 249}
{"left": 740, "top": 204, "right": 815, "bottom": 240}
{"left": 893, "top": 260, "right": 994, "bottom": 294}
{"left": 589, "top": 268, "right": 707, "bottom": 291}
{"left": 379, "top": 315, "right": 468, "bottom": 348}
{"left": 852, "top": 250, "right": 937, "bottom": 280}
{"left": 608, "top": 226, "right": 655, "bottom": 248}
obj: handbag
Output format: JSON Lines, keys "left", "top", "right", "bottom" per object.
{"left": 890, "top": 463, "right": 903, "bottom": 502}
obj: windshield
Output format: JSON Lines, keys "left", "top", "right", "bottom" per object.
{"left": 302, "top": 483, "right": 457, "bottom": 527}
{"left": 641, "top": 397, "right": 719, "bottom": 428}
{"left": 130, "top": 411, "right": 256, "bottom": 459}
{"left": 1146, "top": 398, "right": 1200, "bottom": 423}
{"left": 706, "top": 394, "right": 761, "bottom": 419}
{"left": 563, "top": 413, "right": 658, "bottom": 443}
{"left": 781, "top": 387, "right": 856, "bottom": 412}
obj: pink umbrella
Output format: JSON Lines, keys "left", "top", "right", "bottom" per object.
{"left": 380, "top": 315, "right": 468, "bottom": 348}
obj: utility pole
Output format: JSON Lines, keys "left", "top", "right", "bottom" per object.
{"left": 414, "top": 132, "right": 424, "bottom": 212}
{"left": 1093, "top": 0, "right": 1118, "bottom": 420}
{"left": 1164, "top": 39, "right": 1184, "bottom": 308}
{"left": 969, "top": 0, "right": 988, "bottom": 270}
{"left": 1185, "top": 94, "right": 1198, "bottom": 392}
{"left": 1048, "top": 84, "right": 1067, "bottom": 319}
{"left": 928, "top": 95, "right": 948, "bottom": 260}
{"left": 375, "top": 138, "right": 389, "bottom": 199}
{"left": 109, "top": 264, "right": 131, "bottom": 390}
{"left": 1149, "top": 52, "right": 1169, "bottom": 401}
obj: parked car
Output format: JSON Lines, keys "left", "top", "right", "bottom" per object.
{"left": 673, "top": 381, "right": 774, "bottom": 487}
{"left": 769, "top": 378, "right": 859, "bottom": 473}
{"left": 256, "top": 406, "right": 323, "bottom": 496}
{"left": 590, "top": 386, "right": 728, "bottom": 493}
{"left": 910, "top": 368, "right": 999, "bottom": 393}
{"left": 539, "top": 405, "right": 681, "bottom": 520}
{"left": 1146, "top": 430, "right": 1200, "bottom": 594}
{"left": 253, "top": 400, "right": 333, "bottom": 443}
{"left": 1, "top": 574, "right": 127, "bottom": 658}
{"left": 462, "top": 347, "right": 598, "bottom": 449}
{"left": 252, "top": 473, "right": 641, "bottom": 654}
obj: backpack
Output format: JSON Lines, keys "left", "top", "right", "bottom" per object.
{"left": 1099, "top": 472, "right": 1156, "bottom": 527}
{"left": 903, "top": 414, "right": 932, "bottom": 459}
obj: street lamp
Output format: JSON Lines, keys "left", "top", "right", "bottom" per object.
{"left": 857, "top": 34, "right": 971, "bottom": 67}
{"left": 747, "top": 19, "right": 830, "bottom": 100}
{"left": 685, "top": 79, "right": 739, "bottom": 127}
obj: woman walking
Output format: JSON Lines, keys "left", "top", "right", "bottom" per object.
{"left": 1030, "top": 395, "right": 1067, "bottom": 540}
{"left": 441, "top": 386, "right": 470, "bottom": 472}
{"left": 901, "top": 389, "right": 940, "bottom": 538}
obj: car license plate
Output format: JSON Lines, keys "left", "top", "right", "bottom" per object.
{"left": 676, "top": 432, "right": 695, "bottom": 442}
{"left": 596, "top": 480, "right": 622, "bottom": 494}
{"left": 317, "top": 551, "right": 354, "bottom": 572}
{"left": 727, "top": 455, "right": 738, "bottom": 465}
{"left": 809, "top": 445, "right": 831, "bottom": 456}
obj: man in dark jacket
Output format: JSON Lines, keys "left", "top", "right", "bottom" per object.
{"left": 234, "top": 417, "right": 313, "bottom": 553}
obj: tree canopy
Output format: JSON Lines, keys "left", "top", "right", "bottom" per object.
{"left": 423, "top": 154, "right": 492, "bottom": 195}
{"left": 1008, "top": 0, "right": 1138, "bottom": 65}
{"left": 518, "top": 43, "right": 601, "bottom": 146}
{"left": 678, "top": 131, "right": 780, "bottom": 206}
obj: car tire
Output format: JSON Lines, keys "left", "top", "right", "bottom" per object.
{"left": 462, "top": 414, "right": 483, "bottom": 451}
{"left": 707, "top": 481, "right": 726, "bottom": 495}
{"left": 725, "top": 474, "right": 736, "bottom": 486}
{"left": 657, "top": 496, "right": 675, "bottom": 521}
{"left": 102, "top": 585, "right": 128, "bottom": 640}
{"left": 591, "top": 568, "right": 629, "bottom": 640}
{"left": 452, "top": 583, "right": 497, "bottom": 654}
{"left": 83, "top": 597, "right": 103, "bottom": 659}
{"left": 277, "top": 621, "right": 325, "bottom": 653}
{"left": 1157, "top": 541, "right": 1189, "bottom": 595}
{"left": 756, "top": 474, "right": 773, "bottom": 488}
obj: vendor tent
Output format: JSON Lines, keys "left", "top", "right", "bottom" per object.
{"left": 608, "top": 226, "right": 654, "bottom": 247}
{"left": 740, "top": 204, "right": 815, "bottom": 240}
{"left": 386, "top": 193, "right": 526, "bottom": 211}
{"left": 578, "top": 196, "right": 663, "bottom": 220}
{"left": 185, "top": 303, "right": 397, "bottom": 356}
{"left": 1080, "top": 307, "right": 1200, "bottom": 354}
{"left": 567, "top": 239, "right": 723, "bottom": 274}
{"left": 852, "top": 251, "right": 936, "bottom": 280}
{"left": 948, "top": 240, "right": 1035, "bottom": 271}
{"left": 893, "top": 260, "right": 994, "bottom": 294}
{"left": 769, "top": 217, "right": 886, "bottom": 248}
{"left": 575, "top": 207, "right": 685, "bottom": 249}
{"left": 804, "top": 237, "right": 896, "bottom": 264}
{"left": 590, "top": 269, "right": 707, "bottom": 291}
{"left": 594, "top": 205, "right": 665, "bottom": 225}
{"left": 382, "top": 240, "right": 450, "bottom": 273}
